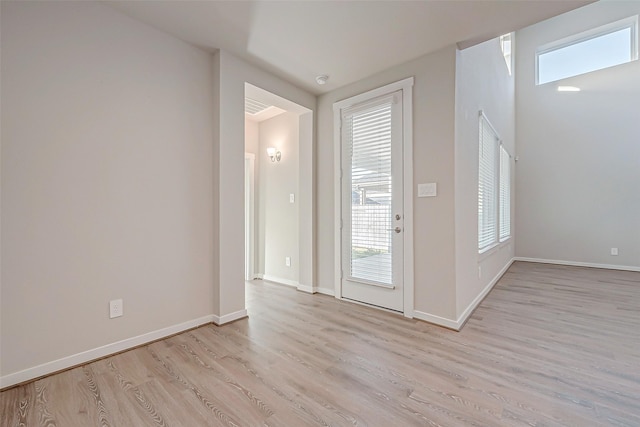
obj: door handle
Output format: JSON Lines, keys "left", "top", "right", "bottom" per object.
{"left": 387, "top": 227, "right": 402, "bottom": 233}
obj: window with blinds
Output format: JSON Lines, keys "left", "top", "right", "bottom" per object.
{"left": 499, "top": 145, "right": 511, "bottom": 241}
{"left": 478, "top": 114, "right": 499, "bottom": 251}
{"left": 478, "top": 112, "right": 512, "bottom": 252}
{"left": 344, "top": 98, "right": 394, "bottom": 285}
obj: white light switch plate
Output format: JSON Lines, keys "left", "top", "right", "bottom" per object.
{"left": 289, "top": 193, "right": 295, "bottom": 203}
{"left": 418, "top": 183, "right": 437, "bottom": 197}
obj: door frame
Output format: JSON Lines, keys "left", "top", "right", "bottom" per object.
{"left": 332, "top": 77, "right": 415, "bottom": 318}
{"left": 244, "top": 152, "right": 256, "bottom": 281}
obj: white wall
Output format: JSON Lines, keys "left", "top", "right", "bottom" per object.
{"left": 258, "top": 113, "right": 300, "bottom": 283}
{"left": 317, "top": 46, "right": 458, "bottom": 320}
{"left": 1, "top": 2, "right": 215, "bottom": 379}
{"left": 516, "top": 1, "right": 640, "bottom": 269}
{"left": 454, "top": 38, "right": 515, "bottom": 317}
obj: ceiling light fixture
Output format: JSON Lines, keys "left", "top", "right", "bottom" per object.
{"left": 316, "top": 75, "right": 329, "bottom": 85}
{"left": 557, "top": 86, "right": 581, "bottom": 92}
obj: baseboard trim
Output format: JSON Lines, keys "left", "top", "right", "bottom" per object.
{"left": 0, "top": 314, "right": 216, "bottom": 389}
{"left": 261, "top": 275, "right": 321, "bottom": 295}
{"left": 455, "top": 258, "right": 515, "bottom": 329}
{"left": 413, "top": 310, "right": 460, "bottom": 330}
{"left": 316, "top": 287, "right": 335, "bottom": 297}
{"left": 514, "top": 257, "right": 640, "bottom": 272}
{"left": 262, "top": 274, "right": 299, "bottom": 288}
{"left": 212, "top": 309, "right": 248, "bottom": 326}
{"left": 296, "top": 284, "right": 316, "bottom": 294}
{"left": 414, "top": 258, "right": 514, "bottom": 331}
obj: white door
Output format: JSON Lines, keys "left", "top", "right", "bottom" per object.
{"left": 340, "top": 91, "right": 404, "bottom": 312}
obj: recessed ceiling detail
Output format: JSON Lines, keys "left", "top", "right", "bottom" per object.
{"left": 245, "top": 97, "right": 286, "bottom": 122}
{"left": 245, "top": 97, "right": 271, "bottom": 115}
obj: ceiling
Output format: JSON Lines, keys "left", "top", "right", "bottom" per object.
{"left": 245, "top": 97, "right": 286, "bottom": 122}
{"left": 107, "top": 0, "right": 594, "bottom": 95}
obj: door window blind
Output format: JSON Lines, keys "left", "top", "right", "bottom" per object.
{"left": 344, "top": 97, "right": 394, "bottom": 285}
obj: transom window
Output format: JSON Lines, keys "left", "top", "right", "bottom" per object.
{"left": 500, "top": 33, "right": 513, "bottom": 75}
{"left": 536, "top": 15, "right": 638, "bottom": 85}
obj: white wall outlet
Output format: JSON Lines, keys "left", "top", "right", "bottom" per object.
{"left": 611, "top": 248, "right": 619, "bottom": 256}
{"left": 109, "top": 299, "right": 123, "bottom": 319}
{"left": 285, "top": 256, "right": 291, "bottom": 267}
{"left": 289, "top": 193, "right": 295, "bottom": 203}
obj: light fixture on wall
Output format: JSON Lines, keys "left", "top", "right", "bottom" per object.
{"left": 267, "top": 147, "right": 281, "bottom": 162}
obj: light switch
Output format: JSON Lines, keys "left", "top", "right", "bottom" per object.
{"left": 289, "top": 193, "right": 295, "bottom": 203}
{"left": 418, "top": 183, "right": 437, "bottom": 197}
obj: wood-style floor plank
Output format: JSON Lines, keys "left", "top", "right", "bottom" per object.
{"left": 2, "top": 262, "right": 639, "bottom": 426}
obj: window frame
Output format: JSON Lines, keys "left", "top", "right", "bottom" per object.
{"left": 535, "top": 15, "right": 638, "bottom": 85}
{"left": 478, "top": 112, "right": 500, "bottom": 253}
{"left": 499, "top": 145, "right": 511, "bottom": 243}
{"left": 500, "top": 33, "right": 513, "bottom": 76}
{"left": 478, "top": 111, "right": 511, "bottom": 254}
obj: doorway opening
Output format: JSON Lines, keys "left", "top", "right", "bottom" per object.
{"left": 244, "top": 83, "right": 314, "bottom": 297}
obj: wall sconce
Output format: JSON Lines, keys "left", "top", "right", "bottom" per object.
{"left": 267, "top": 147, "right": 281, "bottom": 162}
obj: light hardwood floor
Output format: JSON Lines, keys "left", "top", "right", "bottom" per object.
{"left": 2, "top": 262, "right": 639, "bottom": 426}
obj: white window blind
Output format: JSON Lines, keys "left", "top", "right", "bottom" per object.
{"left": 344, "top": 97, "right": 394, "bottom": 285}
{"left": 478, "top": 114, "right": 499, "bottom": 251}
{"left": 499, "top": 145, "right": 511, "bottom": 241}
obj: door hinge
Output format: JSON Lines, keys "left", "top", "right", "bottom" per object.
{"left": 340, "top": 270, "right": 344, "bottom": 279}
{"left": 340, "top": 218, "right": 343, "bottom": 229}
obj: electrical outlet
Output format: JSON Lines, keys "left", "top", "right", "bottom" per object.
{"left": 611, "top": 248, "right": 619, "bottom": 256}
{"left": 285, "top": 256, "right": 291, "bottom": 267}
{"left": 109, "top": 299, "right": 123, "bottom": 319}
{"left": 289, "top": 193, "right": 295, "bottom": 203}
